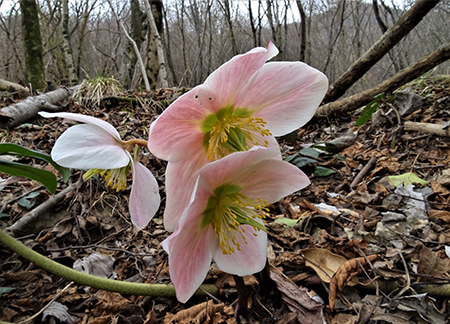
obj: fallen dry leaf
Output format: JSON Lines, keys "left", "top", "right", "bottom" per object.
{"left": 329, "top": 254, "right": 379, "bottom": 311}
{"left": 270, "top": 267, "right": 324, "bottom": 324}
{"left": 93, "top": 291, "right": 131, "bottom": 317}
{"left": 163, "top": 301, "right": 226, "bottom": 324}
{"left": 416, "top": 244, "right": 450, "bottom": 280}
{"left": 429, "top": 209, "right": 450, "bottom": 223}
{"left": 302, "top": 248, "right": 358, "bottom": 286}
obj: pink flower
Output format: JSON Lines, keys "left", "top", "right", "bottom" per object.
{"left": 162, "top": 146, "right": 310, "bottom": 302}
{"left": 39, "top": 112, "right": 160, "bottom": 229}
{"left": 148, "top": 41, "right": 328, "bottom": 231}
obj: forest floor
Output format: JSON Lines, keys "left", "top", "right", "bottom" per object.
{"left": 1, "top": 75, "right": 450, "bottom": 324}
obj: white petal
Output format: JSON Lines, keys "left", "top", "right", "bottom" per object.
{"left": 39, "top": 111, "right": 122, "bottom": 140}
{"left": 129, "top": 160, "right": 161, "bottom": 228}
{"left": 213, "top": 225, "right": 267, "bottom": 276}
{"left": 51, "top": 124, "right": 130, "bottom": 169}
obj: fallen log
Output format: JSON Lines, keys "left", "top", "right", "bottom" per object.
{"left": 315, "top": 42, "right": 450, "bottom": 118}
{"left": 0, "top": 86, "right": 78, "bottom": 129}
{"left": 0, "top": 78, "right": 29, "bottom": 93}
{"left": 404, "top": 121, "right": 450, "bottom": 137}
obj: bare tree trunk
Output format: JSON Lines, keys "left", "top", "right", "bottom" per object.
{"left": 324, "top": 0, "right": 441, "bottom": 103}
{"left": 219, "top": 0, "right": 238, "bottom": 56}
{"left": 162, "top": 4, "right": 177, "bottom": 86}
{"left": 190, "top": 0, "right": 203, "bottom": 84}
{"left": 0, "top": 86, "right": 78, "bottom": 129}
{"left": 76, "top": 0, "right": 96, "bottom": 80}
{"left": 323, "top": 0, "right": 346, "bottom": 74}
{"left": 123, "top": 0, "right": 144, "bottom": 88}
{"left": 143, "top": 0, "right": 168, "bottom": 88}
{"left": 248, "top": 0, "right": 257, "bottom": 47}
{"left": 266, "top": 0, "right": 282, "bottom": 58}
{"left": 372, "top": 0, "right": 403, "bottom": 72}
{"left": 316, "top": 42, "right": 450, "bottom": 118}
{"left": 19, "top": 0, "right": 45, "bottom": 90}
{"left": 295, "top": 0, "right": 306, "bottom": 61}
{"left": 257, "top": 0, "right": 263, "bottom": 46}
{"left": 107, "top": 0, "right": 150, "bottom": 91}
{"left": 61, "top": 0, "right": 78, "bottom": 86}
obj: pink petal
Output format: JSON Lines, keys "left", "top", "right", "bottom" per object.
{"left": 213, "top": 225, "right": 267, "bottom": 276}
{"left": 129, "top": 160, "right": 161, "bottom": 228}
{"left": 51, "top": 124, "right": 130, "bottom": 169}
{"left": 147, "top": 85, "right": 211, "bottom": 162}
{"left": 162, "top": 180, "right": 217, "bottom": 303}
{"left": 197, "top": 146, "right": 279, "bottom": 190}
{"left": 234, "top": 62, "right": 328, "bottom": 136}
{"left": 202, "top": 42, "right": 279, "bottom": 108}
{"left": 39, "top": 111, "right": 122, "bottom": 141}
{"left": 163, "top": 152, "right": 209, "bottom": 232}
{"left": 238, "top": 158, "right": 311, "bottom": 203}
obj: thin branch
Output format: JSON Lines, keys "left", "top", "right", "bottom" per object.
{"left": 106, "top": 0, "right": 150, "bottom": 91}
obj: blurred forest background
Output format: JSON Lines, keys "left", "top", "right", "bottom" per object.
{"left": 0, "top": 0, "right": 449, "bottom": 95}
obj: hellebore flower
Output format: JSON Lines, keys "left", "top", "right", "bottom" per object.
{"left": 148, "top": 41, "right": 328, "bottom": 231}
{"left": 39, "top": 112, "right": 160, "bottom": 228}
{"left": 162, "top": 146, "right": 310, "bottom": 302}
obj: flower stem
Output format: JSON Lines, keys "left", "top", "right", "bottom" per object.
{"left": 0, "top": 228, "right": 218, "bottom": 297}
{"left": 233, "top": 275, "right": 248, "bottom": 318}
{"left": 122, "top": 139, "right": 148, "bottom": 147}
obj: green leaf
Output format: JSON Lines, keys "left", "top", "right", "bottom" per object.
{"left": 283, "top": 153, "right": 299, "bottom": 163}
{"left": 18, "top": 197, "right": 36, "bottom": 209}
{"left": 300, "top": 148, "right": 320, "bottom": 159}
{"left": 0, "top": 287, "right": 15, "bottom": 295}
{"left": 388, "top": 172, "right": 428, "bottom": 187}
{"left": 0, "top": 160, "right": 57, "bottom": 194}
{"left": 334, "top": 154, "right": 345, "bottom": 162}
{"left": 355, "top": 93, "right": 384, "bottom": 127}
{"left": 292, "top": 157, "right": 317, "bottom": 168}
{"left": 0, "top": 143, "right": 70, "bottom": 182}
{"left": 314, "top": 166, "right": 336, "bottom": 177}
{"left": 17, "top": 191, "right": 41, "bottom": 209}
{"left": 274, "top": 217, "right": 299, "bottom": 228}
{"left": 0, "top": 212, "right": 9, "bottom": 218}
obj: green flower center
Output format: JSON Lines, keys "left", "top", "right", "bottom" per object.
{"left": 201, "top": 183, "right": 268, "bottom": 255}
{"left": 83, "top": 164, "right": 130, "bottom": 192}
{"left": 201, "top": 106, "right": 272, "bottom": 161}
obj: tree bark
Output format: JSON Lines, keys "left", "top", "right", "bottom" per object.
{"left": 19, "top": 0, "right": 46, "bottom": 90}
{"left": 324, "top": 0, "right": 441, "bottom": 103}
{"left": 61, "top": 0, "right": 78, "bottom": 85}
{"left": 315, "top": 42, "right": 450, "bottom": 118}
{"left": 143, "top": 0, "right": 168, "bottom": 89}
{"left": 107, "top": 0, "right": 150, "bottom": 91}
{"left": 404, "top": 121, "right": 450, "bottom": 137}
{"left": 0, "top": 78, "right": 29, "bottom": 93}
{"left": 295, "top": 0, "right": 307, "bottom": 62}
{"left": 219, "top": 0, "right": 238, "bottom": 56}
{"left": 76, "top": 0, "right": 96, "bottom": 80}
{"left": 0, "top": 86, "right": 77, "bottom": 129}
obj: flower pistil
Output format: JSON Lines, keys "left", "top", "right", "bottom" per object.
{"left": 201, "top": 107, "right": 272, "bottom": 161}
{"left": 201, "top": 183, "right": 268, "bottom": 255}
{"left": 83, "top": 164, "right": 130, "bottom": 192}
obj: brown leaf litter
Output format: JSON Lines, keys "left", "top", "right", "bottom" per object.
{"left": 1, "top": 78, "right": 450, "bottom": 323}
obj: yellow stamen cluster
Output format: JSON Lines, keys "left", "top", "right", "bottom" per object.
{"left": 203, "top": 184, "right": 268, "bottom": 255}
{"left": 83, "top": 166, "right": 129, "bottom": 192}
{"left": 207, "top": 115, "right": 272, "bottom": 161}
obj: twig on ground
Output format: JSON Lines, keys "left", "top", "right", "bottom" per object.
{"left": 7, "top": 183, "right": 77, "bottom": 235}
{"left": 350, "top": 157, "right": 377, "bottom": 188}
{"left": 19, "top": 281, "right": 74, "bottom": 324}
